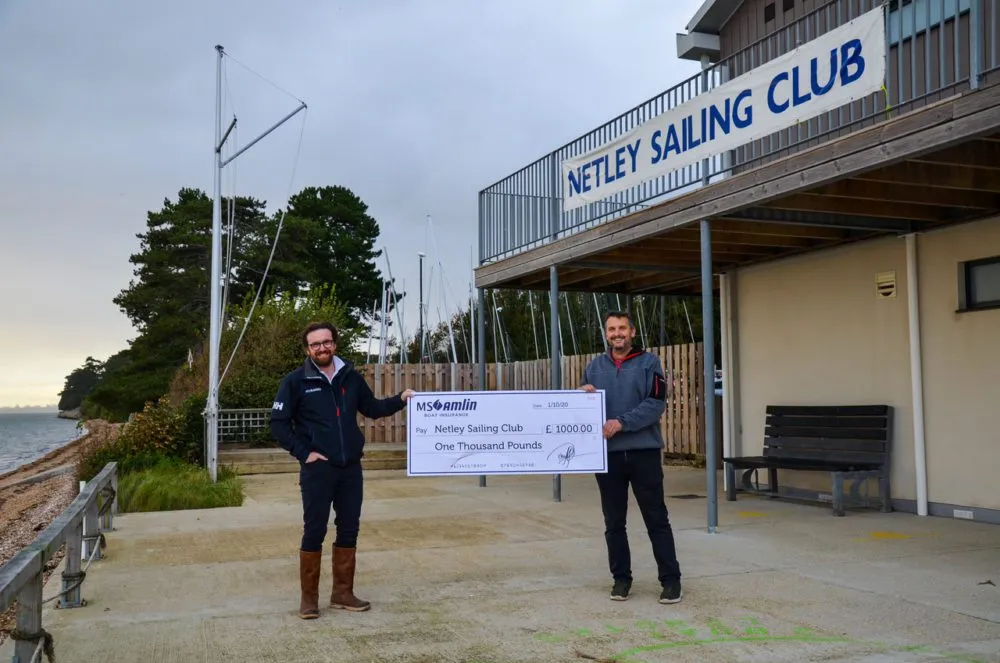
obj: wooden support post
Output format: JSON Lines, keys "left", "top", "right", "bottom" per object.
{"left": 60, "top": 516, "right": 84, "bottom": 609}
{"left": 110, "top": 470, "right": 119, "bottom": 523}
{"left": 13, "top": 572, "right": 44, "bottom": 663}
{"left": 83, "top": 498, "right": 101, "bottom": 563}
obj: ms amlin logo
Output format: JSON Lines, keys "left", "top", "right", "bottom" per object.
{"left": 415, "top": 397, "right": 478, "bottom": 412}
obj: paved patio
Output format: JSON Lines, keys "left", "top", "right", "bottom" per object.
{"left": 4, "top": 466, "right": 999, "bottom": 662}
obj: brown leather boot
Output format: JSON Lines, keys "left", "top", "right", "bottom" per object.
{"left": 330, "top": 546, "right": 371, "bottom": 611}
{"left": 299, "top": 550, "right": 322, "bottom": 619}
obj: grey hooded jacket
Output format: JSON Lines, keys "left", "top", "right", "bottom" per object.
{"left": 581, "top": 346, "right": 670, "bottom": 453}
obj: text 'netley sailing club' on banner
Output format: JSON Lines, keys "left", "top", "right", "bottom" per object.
{"left": 561, "top": 6, "right": 887, "bottom": 211}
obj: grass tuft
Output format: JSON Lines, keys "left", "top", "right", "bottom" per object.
{"left": 118, "top": 458, "right": 244, "bottom": 513}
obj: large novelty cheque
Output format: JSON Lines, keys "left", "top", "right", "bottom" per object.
{"left": 406, "top": 390, "right": 608, "bottom": 476}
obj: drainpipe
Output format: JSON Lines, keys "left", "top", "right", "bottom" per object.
{"left": 905, "top": 233, "right": 928, "bottom": 516}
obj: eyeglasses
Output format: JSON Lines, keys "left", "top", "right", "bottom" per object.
{"left": 308, "top": 340, "right": 335, "bottom": 350}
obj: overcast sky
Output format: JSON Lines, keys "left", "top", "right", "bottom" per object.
{"left": 0, "top": 0, "right": 703, "bottom": 407}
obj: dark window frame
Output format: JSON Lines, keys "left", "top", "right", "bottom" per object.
{"left": 957, "top": 255, "right": 1000, "bottom": 313}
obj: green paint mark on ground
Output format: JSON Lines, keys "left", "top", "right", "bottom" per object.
{"left": 534, "top": 633, "right": 564, "bottom": 644}
{"left": 705, "top": 618, "right": 734, "bottom": 637}
{"left": 614, "top": 634, "right": 854, "bottom": 661}
{"left": 535, "top": 614, "right": 989, "bottom": 663}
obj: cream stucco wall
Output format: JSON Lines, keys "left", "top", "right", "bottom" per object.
{"left": 733, "top": 217, "right": 1000, "bottom": 512}
{"left": 916, "top": 217, "right": 1000, "bottom": 510}
{"left": 734, "top": 235, "right": 915, "bottom": 500}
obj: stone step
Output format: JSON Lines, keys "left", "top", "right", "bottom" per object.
{"left": 219, "top": 444, "right": 407, "bottom": 475}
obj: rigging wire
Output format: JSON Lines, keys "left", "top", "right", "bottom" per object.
{"left": 223, "top": 50, "right": 306, "bottom": 106}
{"left": 220, "top": 58, "right": 239, "bottom": 327}
{"left": 220, "top": 120, "right": 238, "bottom": 326}
{"left": 425, "top": 215, "right": 472, "bottom": 359}
{"left": 219, "top": 105, "right": 309, "bottom": 386}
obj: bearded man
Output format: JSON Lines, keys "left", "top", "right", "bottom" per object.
{"left": 270, "top": 321, "right": 414, "bottom": 619}
{"left": 580, "top": 311, "right": 682, "bottom": 604}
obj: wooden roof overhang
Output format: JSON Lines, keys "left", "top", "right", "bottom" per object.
{"left": 474, "top": 83, "right": 1000, "bottom": 296}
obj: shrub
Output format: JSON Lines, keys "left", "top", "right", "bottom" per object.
{"left": 75, "top": 420, "right": 128, "bottom": 482}
{"left": 76, "top": 397, "right": 203, "bottom": 481}
{"left": 117, "top": 458, "right": 243, "bottom": 513}
{"left": 168, "top": 285, "right": 359, "bottom": 409}
{"left": 174, "top": 393, "right": 207, "bottom": 465}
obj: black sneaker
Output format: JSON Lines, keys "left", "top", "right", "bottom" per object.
{"left": 659, "top": 580, "right": 683, "bottom": 604}
{"left": 610, "top": 579, "right": 632, "bottom": 601}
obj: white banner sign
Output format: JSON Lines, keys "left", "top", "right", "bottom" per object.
{"left": 406, "top": 390, "right": 607, "bottom": 476}
{"left": 561, "top": 6, "right": 886, "bottom": 211}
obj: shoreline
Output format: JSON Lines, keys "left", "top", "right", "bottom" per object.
{"left": 0, "top": 422, "right": 118, "bottom": 644}
{"left": 0, "top": 429, "right": 88, "bottom": 487}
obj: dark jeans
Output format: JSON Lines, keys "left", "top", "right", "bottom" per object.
{"left": 595, "top": 448, "right": 681, "bottom": 585}
{"left": 299, "top": 459, "right": 363, "bottom": 552}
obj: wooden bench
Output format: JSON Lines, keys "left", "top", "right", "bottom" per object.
{"left": 723, "top": 405, "right": 893, "bottom": 516}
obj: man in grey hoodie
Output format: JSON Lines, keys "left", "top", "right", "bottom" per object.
{"left": 580, "top": 311, "right": 682, "bottom": 604}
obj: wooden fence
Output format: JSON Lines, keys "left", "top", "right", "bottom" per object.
{"left": 355, "top": 342, "right": 708, "bottom": 457}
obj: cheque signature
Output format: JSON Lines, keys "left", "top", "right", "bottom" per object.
{"left": 547, "top": 443, "right": 577, "bottom": 467}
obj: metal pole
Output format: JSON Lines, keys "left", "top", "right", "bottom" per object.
{"left": 477, "top": 287, "right": 487, "bottom": 488}
{"left": 970, "top": 0, "right": 981, "bottom": 90}
{"left": 220, "top": 102, "right": 307, "bottom": 167}
{"left": 593, "top": 293, "right": 607, "bottom": 352}
{"left": 384, "top": 248, "right": 408, "bottom": 363}
{"left": 701, "top": 55, "right": 712, "bottom": 187}
{"left": 529, "top": 291, "right": 540, "bottom": 359}
{"left": 206, "top": 44, "right": 224, "bottom": 483}
{"left": 470, "top": 247, "right": 477, "bottom": 365}
{"left": 659, "top": 295, "right": 667, "bottom": 347}
{"left": 418, "top": 252, "right": 425, "bottom": 363}
{"left": 720, "top": 274, "right": 731, "bottom": 495}
{"left": 550, "top": 266, "right": 562, "bottom": 502}
{"left": 206, "top": 45, "right": 306, "bottom": 483}
{"left": 906, "top": 234, "right": 928, "bottom": 515}
{"left": 701, "top": 219, "right": 718, "bottom": 533}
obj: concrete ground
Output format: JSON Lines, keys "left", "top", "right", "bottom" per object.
{"left": 4, "top": 466, "right": 999, "bottom": 662}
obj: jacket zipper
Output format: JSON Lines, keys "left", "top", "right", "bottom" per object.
{"left": 331, "top": 379, "right": 346, "bottom": 465}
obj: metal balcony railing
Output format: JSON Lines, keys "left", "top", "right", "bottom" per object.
{"left": 478, "top": 0, "right": 1000, "bottom": 264}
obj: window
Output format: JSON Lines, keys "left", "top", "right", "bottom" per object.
{"left": 783, "top": 0, "right": 794, "bottom": 11}
{"left": 764, "top": 2, "right": 775, "bottom": 23}
{"left": 958, "top": 256, "right": 1000, "bottom": 312}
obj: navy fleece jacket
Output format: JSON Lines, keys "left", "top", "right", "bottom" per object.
{"left": 269, "top": 356, "right": 405, "bottom": 466}
{"left": 581, "top": 346, "right": 670, "bottom": 453}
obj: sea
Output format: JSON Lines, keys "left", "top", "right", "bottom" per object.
{"left": 0, "top": 412, "right": 85, "bottom": 475}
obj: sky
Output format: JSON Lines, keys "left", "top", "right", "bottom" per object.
{"left": 0, "top": 0, "right": 704, "bottom": 407}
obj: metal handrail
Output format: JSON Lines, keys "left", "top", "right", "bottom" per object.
{"left": 0, "top": 462, "right": 118, "bottom": 663}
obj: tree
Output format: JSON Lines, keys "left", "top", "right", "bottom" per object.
{"left": 83, "top": 184, "right": 401, "bottom": 421}
{"left": 246, "top": 185, "right": 400, "bottom": 329}
{"left": 57, "top": 357, "right": 104, "bottom": 411}
{"left": 82, "top": 188, "right": 270, "bottom": 420}
{"left": 114, "top": 188, "right": 270, "bottom": 355}
{"left": 168, "top": 284, "right": 358, "bottom": 409}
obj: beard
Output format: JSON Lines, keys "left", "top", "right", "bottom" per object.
{"left": 312, "top": 351, "right": 333, "bottom": 367}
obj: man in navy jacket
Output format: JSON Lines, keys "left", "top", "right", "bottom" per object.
{"left": 581, "top": 311, "right": 682, "bottom": 604}
{"left": 270, "top": 321, "right": 414, "bottom": 619}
